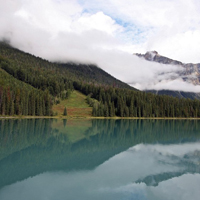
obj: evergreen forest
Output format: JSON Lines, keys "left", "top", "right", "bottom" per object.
{"left": 1, "top": 41, "right": 200, "bottom": 118}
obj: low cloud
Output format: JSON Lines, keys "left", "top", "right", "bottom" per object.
{"left": 131, "top": 78, "right": 200, "bottom": 93}
{"left": 1, "top": 0, "right": 200, "bottom": 93}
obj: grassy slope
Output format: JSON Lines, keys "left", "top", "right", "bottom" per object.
{"left": 52, "top": 90, "right": 92, "bottom": 117}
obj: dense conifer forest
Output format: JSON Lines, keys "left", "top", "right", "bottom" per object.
{"left": 1, "top": 41, "right": 200, "bottom": 118}
{"left": 74, "top": 82, "right": 200, "bottom": 117}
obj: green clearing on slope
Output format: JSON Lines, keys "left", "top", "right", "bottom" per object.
{"left": 52, "top": 90, "right": 92, "bottom": 117}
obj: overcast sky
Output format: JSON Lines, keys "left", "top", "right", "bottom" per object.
{"left": 1, "top": 0, "right": 200, "bottom": 92}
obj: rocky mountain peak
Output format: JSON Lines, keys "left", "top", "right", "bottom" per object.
{"left": 135, "top": 50, "right": 183, "bottom": 65}
{"left": 134, "top": 50, "right": 200, "bottom": 86}
{"left": 144, "top": 51, "right": 158, "bottom": 61}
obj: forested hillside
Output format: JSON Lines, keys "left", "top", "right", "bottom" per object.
{"left": 1, "top": 41, "right": 200, "bottom": 118}
{"left": 74, "top": 82, "right": 200, "bottom": 118}
{"left": 0, "top": 67, "right": 52, "bottom": 116}
{"left": 0, "top": 41, "right": 133, "bottom": 116}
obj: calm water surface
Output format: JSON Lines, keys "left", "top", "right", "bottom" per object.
{"left": 0, "top": 119, "right": 200, "bottom": 200}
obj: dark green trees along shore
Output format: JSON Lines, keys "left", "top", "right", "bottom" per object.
{"left": 1, "top": 41, "right": 200, "bottom": 118}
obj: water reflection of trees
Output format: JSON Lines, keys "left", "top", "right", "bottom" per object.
{"left": 0, "top": 119, "right": 53, "bottom": 160}
{"left": 0, "top": 119, "right": 200, "bottom": 189}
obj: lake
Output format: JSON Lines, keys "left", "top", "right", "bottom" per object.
{"left": 0, "top": 119, "right": 200, "bottom": 200}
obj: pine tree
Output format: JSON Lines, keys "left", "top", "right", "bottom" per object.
{"left": 63, "top": 107, "right": 67, "bottom": 116}
{"left": 129, "top": 100, "right": 134, "bottom": 117}
{"left": 9, "top": 100, "right": 14, "bottom": 116}
{"left": 104, "top": 102, "right": 109, "bottom": 117}
{"left": 92, "top": 103, "right": 98, "bottom": 116}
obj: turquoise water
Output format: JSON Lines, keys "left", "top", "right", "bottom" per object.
{"left": 0, "top": 119, "right": 200, "bottom": 200}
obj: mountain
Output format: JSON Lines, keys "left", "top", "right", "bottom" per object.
{"left": 0, "top": 41, "right": 138, "bottom": 117}
{"left": 135, "top": 51, "right": 182, "bottom": 65}
{"left": 134, "top": 51, "right": 200, "bottom": 85}
{"left": 57, "top": 62, "right": 133, "bottom": 90}
{"left": 134, "top": 51, "right": 200, "bottom": 99}
{"left": 1, "top": 41, "right": 200, "bottom": 118}
{"left": 0, "top": 42, "right": 133, "bottom": 90}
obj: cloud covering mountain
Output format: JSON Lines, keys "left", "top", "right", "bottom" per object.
{"left": 1, "top": 0, "right": 200, "bottom": 92}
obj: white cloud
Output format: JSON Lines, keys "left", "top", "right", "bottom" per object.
{"left": 74, "top": 12, "right": 123, "bottom": 35}
{"left": 80, "top": 0, "right": 200, "bottom": 63}
{"left": 132, "top": 79, "right": 200, "bottom": 93}
{"left": 147, "top": 30, "right": 200, "bottom": 63}
{"left": 1, "top": 0, "right": 200, "bottom": 92}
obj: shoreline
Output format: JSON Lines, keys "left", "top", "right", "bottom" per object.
{"left": 1, "top": 116, "right": 200, "bottom": 120}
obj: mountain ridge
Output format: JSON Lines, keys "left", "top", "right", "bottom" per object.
{"left": 0, "top": 41, "right": 134, "bottom": 90}
{"left": 1, "top": 41, "right": 200, "bottom": 118}
{"left": 134, "top": 51, "right": 200, "bottom": 85}
{"left": 134, "top": 51, "right": 200, "bottom": 99}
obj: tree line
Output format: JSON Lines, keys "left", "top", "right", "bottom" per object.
{"left": 0, "top": 86, "right": 52, "bottom": 116}
{"left": 74, "top": 81, "right": 200, "bottom": 118}
{"left": 1, "top": 41, "right": 200, "bottom": 118}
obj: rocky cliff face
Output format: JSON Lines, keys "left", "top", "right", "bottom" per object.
{"left": 134, "top": 51, "right": 200, "bottom": 85}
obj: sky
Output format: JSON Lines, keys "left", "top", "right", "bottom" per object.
{"left": 1, "top": 0, "right": 200, "bottom": 92}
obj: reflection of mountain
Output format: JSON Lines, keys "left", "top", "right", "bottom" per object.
{"left": 135, "top": 150, "right": 200, "bottom": 186}
{"left": 0, "top": 119, "right": 200, "bottom": 188}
